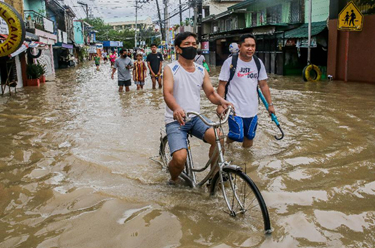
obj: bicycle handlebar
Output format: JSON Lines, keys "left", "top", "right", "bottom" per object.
{"left": 186, "top": 106, "right": 233, "bottom": 127}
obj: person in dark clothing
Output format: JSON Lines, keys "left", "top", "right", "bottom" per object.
{"left": 146, "top": 44, "right": 163, "bottom": 89}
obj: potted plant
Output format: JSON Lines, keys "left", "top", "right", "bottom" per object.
{"left": 36, "top": 62, "right": 47, "bottom": 83}
{"left": 26, "top": 64, "right": 42, "bottom": 86}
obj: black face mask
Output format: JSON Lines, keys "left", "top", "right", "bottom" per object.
{"left": 179, "top": 46, "right": 197, "bottom": 60}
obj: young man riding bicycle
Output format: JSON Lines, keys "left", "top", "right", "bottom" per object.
{"left": 163, "top": 32, "right": 233, "bottom": 185}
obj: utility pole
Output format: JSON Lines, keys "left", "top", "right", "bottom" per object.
{"left": 135, "top": 0, "right": 138, "bottom": 48}
{"left": 155, "top": 0, "right": 165, "bottom": 41}
{"left": 179, "top": 0, "right": 182, "bottom": 24}
{"left": 193, "top": 0, "right": 197, "bottom": 34}
{"left": 135, "top": 0, "right": 149, "bottom": 49}
{"left": 197, "top": 0, "right": 202, "bottom": 42}
{"left": 164, "top": 0, "right": 169, "bottom": 46}
{"left": 77, "top": 1, "right": 88, "bottom": 19}
{"left": 307, "top": 0, "right": 312, "bottom": 65}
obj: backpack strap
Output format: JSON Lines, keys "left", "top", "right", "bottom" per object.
{"left": 253, "top": 54, "right": 262, "bottom": 101}
{"left": 253, "top": 55, "right": 261, "bottom": 79}
{"left": 224, "top": 54, "right": 238, "bottom": 100}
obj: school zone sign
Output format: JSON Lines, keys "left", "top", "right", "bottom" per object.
{"left": 0, "top": 1, "right": 25, "bottom": 57}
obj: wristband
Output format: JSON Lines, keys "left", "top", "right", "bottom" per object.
{"left": 269, "top": 103, "right": 273, "bottom": 106}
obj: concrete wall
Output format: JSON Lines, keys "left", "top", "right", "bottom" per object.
{"left": 327, "top": 15, "right": 375, "bottom": 83}
{"left": 304, "top": 0, "right": 329, "bottom": 22}
{"left": 4, "top": 0, "right": 24, "bottom": 15}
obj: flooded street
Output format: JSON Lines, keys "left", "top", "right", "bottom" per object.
{"left": 1, "top": 61, "right": 374, "bottom": 247}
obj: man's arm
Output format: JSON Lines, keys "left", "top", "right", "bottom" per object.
{"left": 258, "top": 80, "right": 275, "bottom": 114}
{"left": 216, "top": 80, "right": 228, "bottom": 115}
{"left": 202, "top": 70, "right": 233, "bottom": 110}
{"left": 111, "top": 68, "right": 116, "bottom": 80}
{"left": 158, "top": 61, "right": 162, "bottom": 75}
{"left": 147, "top": 61, "right": 155, "bottom": 75}
{"left": 163, "top": 66, "right": 185, "bottom": 125}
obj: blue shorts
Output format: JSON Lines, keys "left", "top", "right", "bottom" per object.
{"left": 228, "top": 115, "right": 258, "bottom": 142}
{"left": 166, "top": 116, "right": 211, "bottom": 154}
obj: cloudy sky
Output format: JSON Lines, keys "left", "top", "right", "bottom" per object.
{"left": 63, "top": 0, "right": 193, "bottom": 27}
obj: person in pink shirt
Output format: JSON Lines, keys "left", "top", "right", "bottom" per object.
{"left": 109, "top": 52, "right": 117, "bottom": 67}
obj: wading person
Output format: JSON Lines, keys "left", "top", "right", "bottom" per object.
{"left": 147, "top": 44, "right": 163, "bottom": 89}
{"left": 94, "top": 53, "right": 101, "bottom": 71}
{"left": 111, "top": 49, "right": 133, "bottom": 92}
{"left": 217, "top": 34, "right": 275, "bottom": 148}
{"left": 109, "top": 52, "right": 116, "bottom": 67}
{"left": 133, "top": 52, "right": 147, "bottom": 90}
{"left": 194, "top": 49, "right": 205, "bottom": 66}
{"left": 163, "top": 32, "right": 233, "bottom": 185}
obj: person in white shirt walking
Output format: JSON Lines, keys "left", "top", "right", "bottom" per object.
{"left": 217, "top": 34, "right": 275, "bottom": 148}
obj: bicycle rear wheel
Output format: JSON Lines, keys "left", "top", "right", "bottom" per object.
{"left": 159, "top": 135, "right": 195, "bottom": 187}
{"left": 159, "top": 135, "right": 171, "bottom": 168}
{"left": 210, "top": 167, "right": 271, "bottom": 233}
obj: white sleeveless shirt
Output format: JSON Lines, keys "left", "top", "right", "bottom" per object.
{"left": 165, "top": 61, "right": 205, "bottom": 124}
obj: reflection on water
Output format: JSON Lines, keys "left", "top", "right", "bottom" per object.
{"left": 1, "top": 62, "right": 374, "bottom": 247}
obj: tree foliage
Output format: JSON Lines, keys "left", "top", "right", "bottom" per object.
{"left": 83, "top": 17, "right": 161, "bottom": 48}
{"left": 84, "top": 17, "right": 135, "bottom": 47}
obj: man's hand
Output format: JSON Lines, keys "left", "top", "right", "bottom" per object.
{"left": 173, "top": 108, "right": 186, "bottom": 126}
{"left": 219, "top": 98, "right": 234, "bottom": 111}
{"left": 216, "top": 105, "right": 225, "bottom": 116}
{"left": 111, "top": 74, "right": 114, "bottom": 80}
{"left": 268, "top": 105, "right": 276, "bottom": 115}
{"left": 217, "top": 99, "right": 234, "bottom": 118}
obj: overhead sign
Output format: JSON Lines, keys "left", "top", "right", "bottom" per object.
{"left": 0, "top": 1, "right": 25, "bottom": 57}
{"left": 338, "top": 1, "right": 364, "bottom": 31}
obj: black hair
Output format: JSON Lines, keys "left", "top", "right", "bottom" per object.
{"left": 174, "top": 32, "right": 197, "bottom": 47}
{"left": 197, "top": 49, "right": 203, "bottom": 55}
{"left": 119, "top": 49, "right": 125, "bottom": 54}
{"left": 239, "top": 34, "right": 256, "bottom": 45}
{"left": 150, "top": 44, "right": 157, "bottom": 47}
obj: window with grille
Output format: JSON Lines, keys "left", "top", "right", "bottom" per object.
{"left": 290, "top": 0, "right": 301, "bottom": 23}
{"left": 252, "top": 12, "right": 257, "bottom": 27}
{"left": 266, "top": 4, "right": 282, "bottom": 24}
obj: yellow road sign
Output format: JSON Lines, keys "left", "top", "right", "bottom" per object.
{"left": 338, "top": 1, "right": 364, "bottom": 31}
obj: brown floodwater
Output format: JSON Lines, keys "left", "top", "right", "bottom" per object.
{"left": 0, "top": 61, "right": 374, "bottom": 247}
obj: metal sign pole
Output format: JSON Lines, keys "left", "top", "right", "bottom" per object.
{"left": 345, "top": 31, "right": 349, "bottom": 82}
{"left": 307, "top": 0, "right": 312, "bottom": 65}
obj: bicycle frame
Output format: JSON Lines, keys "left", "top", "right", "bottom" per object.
{"left": 181, "top": 126, "right": 225, "bottom": 188}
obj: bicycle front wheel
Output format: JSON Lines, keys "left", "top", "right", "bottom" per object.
{"left": 210, "top": 167, "right": 271, "bottom": 233}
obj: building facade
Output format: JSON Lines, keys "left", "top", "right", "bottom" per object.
{"left": 202, "top": 0, "right": 330, "bottom": 76}
{"left": 327, "top": 0, "right": 375, "bottom": 83}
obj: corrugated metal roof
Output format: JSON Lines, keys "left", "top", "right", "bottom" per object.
{"left": 229, "top": 0, "right": 258, "bottom": 10}
{"left": 283, "top": 21, "right": 327, "bottom": 39}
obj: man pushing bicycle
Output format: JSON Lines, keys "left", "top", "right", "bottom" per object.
{"left": 163, "top": 32, "right": 233, "bottom": 185}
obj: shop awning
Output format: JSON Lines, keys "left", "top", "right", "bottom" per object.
{"left": 0, "top": 34, "right": 30, "bottom": 57}
{"left": 25, "top": 32, "right": 39, "bottom": 41}
{"left": 283, "top": 21, "right": 327, "bottom": 39}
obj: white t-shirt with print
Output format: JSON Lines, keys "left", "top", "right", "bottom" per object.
{"left": 219, "top": 56, "right": 268, "bottom": 118}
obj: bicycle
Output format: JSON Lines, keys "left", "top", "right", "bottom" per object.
{"left": 158, "top": 106, "right": 272, "bottom": 234}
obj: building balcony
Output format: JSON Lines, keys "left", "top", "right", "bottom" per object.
{"left": 24, "top": 10, "right": 55, "bottom": 34}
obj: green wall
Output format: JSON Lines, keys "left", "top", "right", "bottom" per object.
{"left": 304, "top": 0, "right": 329, "bottom": 22}
{"left": 245, "top": 0, "right": 294, "bottom": 27}
{"left": 23, "top": 0, "right": 46, "bottom": 14}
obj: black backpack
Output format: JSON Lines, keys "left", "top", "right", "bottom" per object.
{"left": 224, "top": 54, "right": 262, "bottom": 100}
